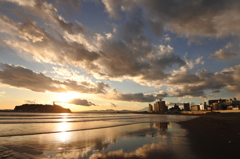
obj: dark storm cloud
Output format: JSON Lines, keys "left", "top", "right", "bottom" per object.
{"left": 102, "top": 0, "right": 240, "bottom": 38}
{"left": 68, "top": 98, "right": 96, "bottom": 106}
{"left": 0, "top": 63, "right": 108, "bottom": 94}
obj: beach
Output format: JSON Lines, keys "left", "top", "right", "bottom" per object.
{"left": 0, "top": 112, "right": 198, "bottom": 159}
{"left": 0, "top": 112, "right": 239, "bottom": 158}
{"left": 178, "top": 113, "right": 240, "bottom": 159}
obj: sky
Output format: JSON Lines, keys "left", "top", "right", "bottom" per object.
{"left": 0, "top": 0, "right": 240, "bottom": 112}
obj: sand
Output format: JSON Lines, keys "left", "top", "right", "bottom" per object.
{"left": 0, "top": 145, "right": 31, "bottom": 159}
{"left": 1, "top": 113, "right": 239, "bottom": 159}
{"left": 178, "top": 113, "right": 240, "bottom": 159}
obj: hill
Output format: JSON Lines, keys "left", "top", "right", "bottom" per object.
{"left": 14, "top": 104, "right": 71, "bottom": 113}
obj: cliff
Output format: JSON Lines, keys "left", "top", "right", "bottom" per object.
{"left": 14, "top": 104, "right": 71, "bottom": 113}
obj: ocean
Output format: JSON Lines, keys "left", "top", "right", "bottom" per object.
{"left": 0, "top": 112, "right": 199, "bottom": 159}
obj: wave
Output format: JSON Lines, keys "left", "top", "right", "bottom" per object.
{"left": 0, "top": 116, "right": 150, "bottom": 124}
{"left": 0, "top": 115, "right": 142, "bottom": 120}
{"left": 0, "top": 122, "right": 139, "bottom": 137}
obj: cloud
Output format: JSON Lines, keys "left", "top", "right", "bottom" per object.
{"left": 168, "top": 86, "right": 206, "bottom": 98}
{"left": 106, "top": 89, "right": 168, "bottom": 102}
{"left": 167, "top": 67, "right": 201, "bottom": 85}
{"left": 111, "top": 103, "right": 117, "bottom": 107}
{"left": 0, "top": 63, "right": 109, "bottom": 94}
{"left": 92, "top": 17, "right": 185, "bottom": 82}
{"left": 4, "top": 0, "right": 84, "bottom": 34}
{"left": 2, "top": 0, "right": 240, "bottom": 101}
{"left": 0, "top": 2, "right": 186, "bottom": 85}
{"left": 24, "top": 100, "right": 36, "bottom": 104}
{"left": 167, "top": 65, "right": 240, "bottom": 98}
{"left": 0, "top": 91, "right": 5, "bottom": 97}
{"left": 50, "top": 66, "right": 90, "bottom": 83}
{"left": 56, "top": 0, "right": 81, "bottom": 11}
{"left": 24, "top": 99, "right": 42, "bottom": 104}
{"left": 164, "top": 35, "right": 171, "bottom": 43}
{"left": 212, "top": 90, "right": 220, "bottom": 93}
{"left": 0, "top": 15, "right": 100, "bottom": 67}
{"left": 209, "top": 43, "right": 239, "bottom": 60}
{"left": 156, "top": 45, "right": 174, "bottom": 56}
{"left": 156, "top": 91, "right": 168, "bottom": 99}
{"left": 101, "top": 0, "right": 122, "bottom": 19}
{"left": 221, "top": 65, "right": 240, "bottom": 94}
{"left": 210, "top": 50, "right": 237, "bottom": 60}
{"left": 101, "top": 0, "right": 240, "bottom": 39}
{"left": 0, "top": 1, "right": 188, "bottom": 86}
{"left": 68, "top": 98, "right": 96, "bottom": 106}
{"left": 183, "top": 55, "right": 204, "bottom": 69}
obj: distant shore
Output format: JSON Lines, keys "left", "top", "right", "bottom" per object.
{"left": 178, "top": 113, "right": 240, "bottom": 159}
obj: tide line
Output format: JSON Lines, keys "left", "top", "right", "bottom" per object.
{"left": 0, "top": 122, "right": 141, "bottom": 137}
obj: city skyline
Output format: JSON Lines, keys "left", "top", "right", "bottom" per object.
{"left": 1, "top": 0, "right": 240, "bottom": 111}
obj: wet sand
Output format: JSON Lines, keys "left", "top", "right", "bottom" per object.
{"left": 178, "top": 113, "right": 240, "bottom": 159}
{"left": 1, "top": 113, "right": 239, "bottom": 159}
{"left": 0, "top": 145, "right": 30, "bottom": 159}
{"left": 0, "top": 114, "right": 198, "bottom": 159}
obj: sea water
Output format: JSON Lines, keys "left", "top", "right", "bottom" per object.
{"left": 0, "top": 112, "right": 199, "bottom": 159}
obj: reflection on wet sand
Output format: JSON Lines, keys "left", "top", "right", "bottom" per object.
{"left": 56, "top": 122, "right": 72, "bottom": 143}
{"left": 155, "top": 122, "right": 169, "bottom": 131}
{"left": 1, "top": 122, "right": 199, "bottom": 159}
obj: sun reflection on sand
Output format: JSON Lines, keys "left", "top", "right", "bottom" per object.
{"left": 60, "top": 113, "right": 70, "bottom": 116}
{"left": 58, "top": 118, "right": 71, "bottom": 122}
{"left": 57, "top": 113, "right": 71, "bottom": 122}
{"left": 56, "top": 122, "right": 72, "bottom": 143}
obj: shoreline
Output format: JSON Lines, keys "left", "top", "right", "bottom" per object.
{"left": 1, "top": 112, "right": 239, "bottom": 158}
{"left": 178, "top": 113, "right": 240, "bottom": 159}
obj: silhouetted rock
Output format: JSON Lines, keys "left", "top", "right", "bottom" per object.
{"left": 14, "top": 104, "right": 71, "bottom": 113}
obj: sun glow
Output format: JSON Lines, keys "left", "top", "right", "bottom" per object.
{"left": 56, "top": 91, "right": 80, "bottom": 103}
{"left": 56, "top": 122, "right": 72, "bottom": 143}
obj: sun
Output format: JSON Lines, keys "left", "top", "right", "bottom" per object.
{"left": 56, "top": 91, "right": 80, "bottom": 103}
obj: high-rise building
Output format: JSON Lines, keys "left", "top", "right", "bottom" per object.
{"left": 183, "top": 103, "right": 190, "bottom": 111}
{"left": 204, "top": 102, "right": 208, "bottom": 110}
{"left": 148, "top": 104, "right": 153, "bottom": 112}
{"left": 208, "top": 99, "right": 226, "bottom": 106}
{"left": 154, "top": 100, "right": 168, "bottom": 113}
{"left": 191, "top": 105, "right": 200, "bottom": 111}
{"left": 212, "top": 103, "right": 219, "bottom": 110}
{"left": 154, "top": 102, "right": 159, "bottom": 112}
